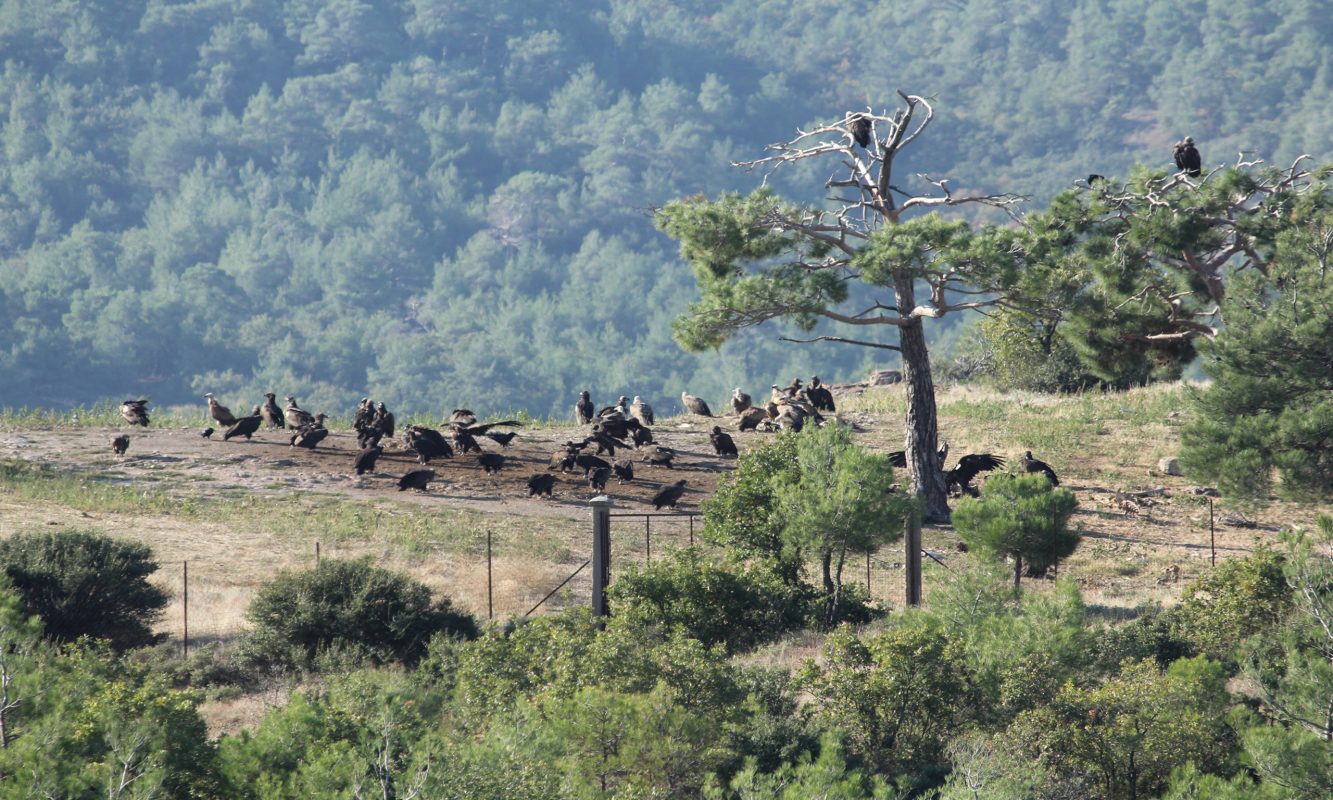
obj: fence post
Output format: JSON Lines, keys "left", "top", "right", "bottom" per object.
{"left": 315, "top": 541, "right": 320, "bottom": 566}
{"left": 487, "top": 529, "right": 494, "bottom": 620}
{"left": 905, "top": 514, "right": 922, "bottom": 607}
{"left": 1208, "top": 496, "right": 1215, "bottom": 566}
{"left": 182, "top": 560, "right": 189, "bottom": 658}
{"left": 645, "top": 516, "right": 651, "bottom": 564}
{"left": 590, "top": 495, "right": 613, "bottom": 618}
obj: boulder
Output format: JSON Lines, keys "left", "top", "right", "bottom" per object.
{"left": 869, "top": 369, "right": 903, "bottom": 386}
{"left": 1157, "top": 457, "right": 1183, "bottom": 476}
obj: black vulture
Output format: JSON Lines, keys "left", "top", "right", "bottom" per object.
{"left": 738, "top": 407, "right": 768, "bottom": 431}
{"left": 284, "top": 397, "right": 314, "bottom": 429}
{"left": 710, "top": 426, "right": 738, "bottom": 457}
{"left": 119, "top": 399, "right": 150, "bottom": 427}
{"left": 595, "top": 416, "right": 636, "bottom": 440}
{"left": 1173, "top": 138, "right": 1202, "bottom": 177}
{"left": 613, "top": 459, "right": 634, "bottom": 483}
{"left": 452, "top": 429, "right": 483, "bottom": 454}
{"left": 849, "top": 113, "right": 871, "bottom": 149}
{"left": 681, "top": 391, "right": 714, "bottom": 417}
{"left": 457, "top": 419, "right": 521, "bottom": 437}
{"left": 945, "top": 453, "right": 1006, "bottom": 496}
{"left": 204, "top": 393, "right": 238, "bottom": 427}
{"left": 357, "top": 425, "right": 384, "bottom": 450}
{"left": 200, "top": 428, "right": 214, "bottom": 439}
{"left": 528, "top": 473, "right": 556, "bottom": 498}
{"left": 373, "top": 402, "right": 395, "bottom": 438}
{"left": 353, "top": 398, "right": 374, "bottom": 430}
{"left": 652, "top": 479, "right": 688, "bottom": 510}
{"left": 630, "top": 396, "right": 654, "bottom": 426}
{"left": 112, "top": 434, "right": 129, "bottom": 455}
{"left": 478, "top": 453, "right": 506, "bottom": 474}
{"left": 449, "top": 408, "right": 477, "bottom": 427}
{"left": 404, "top": 425, "right": 453, "bottom": 464}
{"left": 631, "top": 425, "right": 655, "bottom": 448}
{"left": 598, "top": 396, "right": 630, "bottom": 419}
{"left": 731, "top": 388, "right": 752, "bottom": 415}
{"left": 807, "top": 376, "right": 836, "bottom": 412}
{"left": 1022, "top": 451, "right": 1060, "bottom": 486}
{"left": 574, "top": 454, "right": 611, "bottom": 476}
{"left": 224, "top": 412, "right": 264, "bottom": 441}
{"left": 575, "top": 390, "right": 594, "bottom": 425}
{"left": 1086, "top": 174, "right": 1106, "bottom": 186}
{"left": 398, "top": 469, "right": 435, "bottom": 492}
{"left": 261, "top": 393, "right": 285, "bottom": 429}
{"left": 354, "top": 445, "right": 384, "bottom": 475}
{"left": 290, "top": 421, "right": 329, "bottom": 450}
{"left": 781, "top": 378, "right": 803, "bottom": 397}
{"left": 551, "top": 451, "right": 577, "bottom": 472}
{"left": 590, "top": 429, "right": 632, "bottom": 457}
{"left": 588, "top": 466, "right": 610, "bottom": 491}
{"left": 887, "top": 443, "right": 950, "bottom": 468}
{"left": 485, "top": 431, "right": 518, "bottom": 448}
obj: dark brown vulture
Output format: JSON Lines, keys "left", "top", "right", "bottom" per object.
{"left": 224, "top": 410, "right": 264, "bottom": 441}
{"left": 681, "top": 391, "right": 714, "bottom": 417}
{"left": 738, "top": 407, "right": 769, "bottom": 431}
{"left": 111, "top": 434, "right": 130, "bottom": 455}
{"left": 631, "top": 425, "right": 655, "bottom": 448}
{"left": 204, "top": 393, "right": 238, "bottom": 427}
{"left": 652, "top": 479, "right": 688, "bottom": 510}
{"left": 261, "top": 393, "right": 285, "bottom": 429}
{"left": 630, "top": 396, "right": 654, "bottom": 426}
{"left": 945, "top": 453, "right": 1006, "bottom": 497}
{"left": 642, "top": 447, "right": 675, "bottom": 469}
{"left": 710, "top": 426, "right": 738, "bottom": 457}
{"left": 373, "top": 402, "right": 395, "bottom": 438}
{"left": 807, "top": 376, "right": 836, "bottom": 412}
{"left": 1022, "top": 451, "right": 1060, "bottom": 486}
{"left": 528, "top": 473, "right": 556, "bottom": 498}
{"left": 849, "top": 113, "right": 871, "bottom": 149}
{"left": 452, "top": 428, "right": 483, "bottom": 454}
{"left": 574, "top": 454, "right": 611, "bottom": 475}
{"left": 478, "top": 453, "right": 506, "bottom": 474}
{"left": 575, "top": 390, "right": 594, "bottom": 425}
{"left": 290, "top": 414, "right": 328, "bottom": 449}
{"left": 598, "top": 396, "right": 630, "bottom": 420}
{"left": 449, "top": 408, "right": 477, "bottom": 427}
{"left": 1173, "top": 137, "right": 1201, "bottom": 177}
{"left": 887, "top": 443, "right": 950, "bottom": 469}
{"left": 200, "top": 428, "right": 214, "bottom": 439}
{"left": 613, "top": 459, "right": 634, "bottom": 483}
{"left": 354, "top": 445, "right": 383, "bottom": 475}
{"left": 731, "top": 388, "right": 752, "bottom": 415}
{"left": 403, "top": 425, "right": 452, "bottom": 464}
{"left": 588, "top": 466, "right": 610, "bottom": 491}
{"left": 119, "top": 400, "right": 150, "bottom": 427}
{"left": 398, "top": 469, "right": 435, "bottom": 492}
{"left": 353, "top": 398, "right": 374, "bottom": 429}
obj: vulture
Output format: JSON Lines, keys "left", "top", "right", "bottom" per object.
{"left": 527, "top": 473, "right": 556, "bottom": 498}
{"left": 456, "top": 419, "right": 521, "bottom": 437}
{"left": 398, "top": 469, "right": 435, "bottom": 492}
{"left": 598, "top": 396, "right": 630, "bottom": 420}
{"left": 807, "top": 377, "right": 836, "bottom": 412}
{"left": 681, "top": 391, "right": 714, "bottom": 417}
{"left": 449, "top": 408, "right": 477, "bottom": 427}
{"left": 738, "top": 407, "right": 769, "bottom": 431}
{"left": 887, "top": 443, "right": 950, "bottom": 469}
{"left": 631, "top": 425, "right": 655, "bottom": 448}
{"left": 452, "top": 428, "right": 483, "bottom": 454}
{"left": 781, "top": 378, "right": 803, "bottom": 397}
{"left": 630, "top": 396, "right": 654, "bottom": 426}
{"left": 261, "top": 393, "right": 285, "bottom": 429}
{"left": 551, "top": 451, "right": 577, "bottom": 472}
{"left": 372, "top": 402, "right": 395, "bottom": 438}
{"left": 652, "top": 479, "right": 688, "bottom": 510}
{"left": 111, "top": 434, "right": 130, "bottom": 456}
{"left": 478, "top": 453, "right": 506, "bottom": 474}
{"left": 1086, "top": 174, "right": 1106, "bottom": 186}
{"left": 200, "top": 428, "right": 214, "bottom": 439}
{"left": 290, "top": 415, "right": 329, "bottom": 449}
{"left": 357, "top": 425, "right": 384, "bottom": 450}
{"left": 224, "top": 408, "right": 264, "bottom": 441}
{"left": 710, "top": 426, "right": 738, "bottom": 457}
{"left": 575, "top": 391, "right": 594, "bottom": 425}
{"left": 204, "top": 393, "right": 238, "bottom": 427}
{"left": 1173, "top": 138, "right": 1202, "bottom": 177}
{"left": 777, "top": 405, "right": 806, "bottom": 432}
{"left": 848, "top": 113, "right": 871, "bottom": 149}
{"left": 613, "top": 459, "right": 635, "bottom": 483}
{"left": 1022, "top": 451, "right": 1060, "bottom": 487}
{"left": 642, "top": 447, "right": 675, "bottom": 469}
{"left": 484, "top": 431, "right": 518, "bottom": 448}
{"left": 588, "top": 466, "right": 610, "bottom": 491}
{"left": 354, "top": 445, "right": 384, "bottom": 475}
{"left": 284, "top": 397, "right": 314, "bottom": 429}
{"left": 769, "top": 384, "right": 788, "bottom": 404}
{"left": 589, "top": 429, "right": 632, "bottom": 456}
{"left": 119, "top": 399, "right": 150, "bottom": 427}
{"left": 731, "top": 388, "right": 752, "bottom": 415}
{"left": 574, "top": 453, "right": 611, "bottom": 476}
{"left": 945, "top": 453, "right": 1006, "bottom": 497}
{"left": 404, "top": 425, "right": 453, "bottom": 463}
{"left": 353, "top": 398, "right": 375, "bottom": 430}
{"left": 594, "top": 415, "right": 636, "bottom": 440}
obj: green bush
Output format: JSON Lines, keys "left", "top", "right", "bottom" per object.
{"left": 952, "top": 473, "right": 1080, "bottom": 590}
{"left": 607, "top": 548, "right": 811, "bottom": 653}
{"left": 239, "top": 558, "right": 477, "bottom": 669}
{"left": 1169, "top": 549, "right": 1291, "bottom": 664}
{"left": 0, "top": 529, "right": 169, "bottom": 650}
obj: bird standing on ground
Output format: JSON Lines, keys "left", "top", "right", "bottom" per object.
{"left": 528, "top": 473, "right": 556, "bottom": 498}
{"left": 575, "top": 391, "right": 594, "bottom": 425}
{"left": 224, "top": 408, "right": 264, "bottom": 441}
{"left": 112, "top": 435, "right": 129, "bottom": 455}
{"left": 284, "top": 396, "right": 314, "bottom": 429}
{"left": 398, "top": 469, "right": 435, "bottom": 492}
{"left": 204, "top": 393, "right": 238, "bottom": 427}
{"left": 807, "top": 377, "right": 836, "bottom": 412}
{"left": 260, "top": 393, "right": 285, "bottom": 429}
{"left": 731, "top": 388, "right": 752, "bottom": 415}
{"left": 681, "top": 391, "right": 714, "bottom": 417}
{"left": 354, "top": 445, "right": 383, "bottom": 475}
{"left": 652, "top": 479, "right": 688, "bottom": 510}
{"left": 1021, "top": 451, "right": 1060, "bottom": 486}
{"left": 710, "top": 426, "right": 738, "bottom": 457}
{"left": 630, "top": 396, "right": 654, "bottom": 426}
{"left": 200, "top": 428, "right": 214, "bottom": 439}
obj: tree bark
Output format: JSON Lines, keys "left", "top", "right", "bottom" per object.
{"left": 895, "top": 273, "right": 950, "bottom": 523}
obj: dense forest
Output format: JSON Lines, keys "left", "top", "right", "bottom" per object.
{"left": 1, "top": 0, "right": 1329, "bottom": 415}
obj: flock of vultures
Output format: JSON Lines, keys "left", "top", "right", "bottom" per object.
{"left": 112, "top": 376, "right": 1063, "bottom": 512}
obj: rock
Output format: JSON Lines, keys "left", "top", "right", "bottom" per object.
{"left": 869, "top": 369, "right": 903, "bottom": 386}
{"left": 1157, "top": 457, "right": 1183, "bottom": 476}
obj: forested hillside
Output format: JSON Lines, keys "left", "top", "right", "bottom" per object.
{"left": 1, "top": 0, "right": 1328, "bottom": 414}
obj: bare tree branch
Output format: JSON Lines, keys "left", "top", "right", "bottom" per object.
{"left": 780, "top": 335, "right": 902, "bottom": 351}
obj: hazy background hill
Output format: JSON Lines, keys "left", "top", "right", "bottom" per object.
{"left": 1, "top": 0, "right": 1328, "bottom": 415}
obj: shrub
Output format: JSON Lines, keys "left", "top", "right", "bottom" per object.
{"left": 240, "top": 558, "right": 476, "bottom": 669}
{"left": 1169, "top": 548, "right": 1290, "bottom": 664}
{"left": 0, "top": 529, "right": 168, "bottom": 649}
{"left": 607, "top": 548, "right": 810, "bottom": 653}
{"left": 952, "top": 473, "right": 1079, "bottom": 591}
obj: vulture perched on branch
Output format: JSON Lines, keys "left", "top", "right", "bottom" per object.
{"left": 849, "top": 113, "right": 871, "bottom": 149}
{"left": 1173, "top": 137, "right": 1201, "bottom": 177}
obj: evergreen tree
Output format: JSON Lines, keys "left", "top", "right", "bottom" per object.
{"left": 951, "top": 473, "right": 1079, "bottom": 591}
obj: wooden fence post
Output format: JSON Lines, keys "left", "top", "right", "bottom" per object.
{"left": 590, "top": 496, "right": 613, "bottom": 617}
